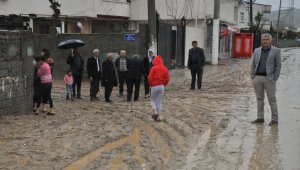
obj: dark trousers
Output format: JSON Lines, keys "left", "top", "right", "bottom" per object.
{"left": 90, "top": 78, "right": 100, "bottom": 98}
{"left": 127, "top": 79, "right": 141, "bottom": 101}
{"left": 191, "top": 66, "right": 203, "bottom": 89}
{"left": 118, "top": 71, "right": 127, "bottom": 94}
{"left": 105, "top": 81, "right": 114, "bottom": 100}
{"left": 33, "top": 85, "right": 41, "bottom": 105}
{"left": 144, "top": 77, "right": 150, "bottom": 95}
{"left": 72, "top": 73, "right": 82, "bottom": 97}
{"left": 37, "top": 83, "right": 53, "bottom": 108}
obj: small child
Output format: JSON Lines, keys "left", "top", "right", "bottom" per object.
{"left": 64, "top": 70, "right": 74, "bottom": 101}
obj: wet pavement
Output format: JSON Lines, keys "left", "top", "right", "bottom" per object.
{"left": 184, "top": 47, "right": 300, "bottom": 170}
{"left": 0, "top": 48, "right": 299, "bottom": 169}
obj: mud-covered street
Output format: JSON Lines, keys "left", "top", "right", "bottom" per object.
{"left": 1, "top": 48, "right": 300, "bottom": 170}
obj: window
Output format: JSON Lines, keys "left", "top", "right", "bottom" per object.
{"left": 240, "top": 12, "right": 244, "bottom": 23}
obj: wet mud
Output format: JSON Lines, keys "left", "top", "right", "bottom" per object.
{"left": 1, "top": 48, "right": 299, "bottom": 169}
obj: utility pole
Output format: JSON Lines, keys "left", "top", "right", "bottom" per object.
{"left": 249, "top": 0, "right": 253, "bottom": 28}
{"left": 148, "top": 0, "right": 157, "bottom": 55}
{"left": 212, "top": 0, "right": 220, "bottom": 65}
{"left": 276, "top": 0, "right": 282, "bottom": 46}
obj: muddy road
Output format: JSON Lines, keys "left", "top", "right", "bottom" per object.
{"left": 0, "top": 48, "right": 299, "bottom": 169}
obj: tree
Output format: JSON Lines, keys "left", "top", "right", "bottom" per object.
{"left": 49, "top": 0, "right": 61, "bottom": 22}
{"left": 251, "top": 12, "right": 264, "bottom": 32}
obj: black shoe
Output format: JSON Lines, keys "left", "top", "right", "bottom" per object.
{"left": 77, "top": 96, "right": 82, "bottom": 99}
{"left": 268, "top": 120, "right": 278, "bottom": 126}
{"left": 190, "top": 87, "right": 195, "bottom": 90}
{"left": 90, "top": 98, "right": 97, "bottom": 101}
{"left": 105, "top": 99, "right": 113, "bottom": 103}
{"left": 251, "top": 119, "right": 265, "bottom": 124}
{"left": 66, "top": 96, "right": 70, "bottom": 100}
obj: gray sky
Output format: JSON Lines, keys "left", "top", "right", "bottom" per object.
{"left": 255, "top": 0, "right": 300, "bottom": 11}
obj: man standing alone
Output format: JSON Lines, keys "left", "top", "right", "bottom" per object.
{"left": 188, "top": 41, "right": 205, "bottom": 90}
{"left": 115, "top": 50, "right": 128, "bottom": 97}
{"left": 87, "top": 49, "right": 101, "bottom": 101}
{"left": 251, "top": 33, "right": 281, "bottom": 126}
{"left": 67, "top": 47, "right": 84, "bottom": 99}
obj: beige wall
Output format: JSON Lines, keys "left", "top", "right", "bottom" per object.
{"left": 220, "top": 0, "right": 237, "bottom": 24}
{"left": 184, "top": 20, "right": 207, "bottom": 66}
{"left": 0, "top": 0, "right": 130, "bottom": 18}
{"left": 130, "top": 0, "right": 213, "bottom": 21}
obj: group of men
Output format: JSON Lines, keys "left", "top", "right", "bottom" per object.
{"left": 66, "top": 33, "right": 281, "bottom": 126}
{"left": 66, "top": 48, "right": 156, "bottom": 102}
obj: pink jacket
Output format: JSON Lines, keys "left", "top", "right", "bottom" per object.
{"left": 38, "top": 62, "right": 52, "bottom": 83}
{"left": 64, "top": 75, "right": 73, "bottom": 85}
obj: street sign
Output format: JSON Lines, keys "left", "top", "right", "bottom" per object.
{"left": 124, "top": 34, "right": 136, "bottom": 41}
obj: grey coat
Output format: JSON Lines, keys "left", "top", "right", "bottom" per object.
{"left": 251, "top": 45, "right": 281, "bottom": 81}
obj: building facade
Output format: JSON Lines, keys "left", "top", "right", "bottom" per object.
{"left": 0, "top": 0, "right": 240, "bottom": 66}
{"left": 236, "top": 1, "right": 272, "bottom": 31}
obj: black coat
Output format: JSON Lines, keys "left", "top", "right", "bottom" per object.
{"left": 66, "top": 54, "right": 84, "bottom": 75}
{"left": 102, "top": 59, "right": 117, "bottom": 86}
{"left": 188, "top": 47, "right": 206, "bottom": 68}
{"left": 143, "top": 56, "right": 155, "bottom": 76}
{"left": 127, "top": 58, "right": 144, "bottom": 80}
{"left": 87, "top": 56, "right": 101, "bottom": 79}
{"left": 115, "top": 57, "right": 129, "bottom": 72}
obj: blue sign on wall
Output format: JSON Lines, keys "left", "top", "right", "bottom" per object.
{"left": 124, "top": 34, "right": 136, "bottom": 41}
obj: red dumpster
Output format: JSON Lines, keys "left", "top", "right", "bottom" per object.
{"left": 233, "top": 33, "right": 254, "bottom": 58}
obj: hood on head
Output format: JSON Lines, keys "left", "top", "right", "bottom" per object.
{"left": 152, "top": 55, "right": 164, "bottom": 66}
{"left": 148, "top": 48, "right": 154, "bottom": 56}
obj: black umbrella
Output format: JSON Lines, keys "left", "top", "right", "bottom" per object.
{"left": 57, "top": 39, "right": 85, "bottom": 49}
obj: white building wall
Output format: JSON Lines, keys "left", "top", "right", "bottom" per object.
{"left": 237, "top": 2, "right": 271, "bottom": 29}
{"left": 219, "top": 0, "right": 236, "bottom": 24}
{"left": 129, "top": 0, "right": 213, "bottom": 21}
{"left": 184, "top": 20, "right": 207, "bottom": 66}
{"left": 0, "top": 0, "right": 130, "bottom": 17}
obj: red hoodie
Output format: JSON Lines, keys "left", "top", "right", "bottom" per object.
{"left": 148, "top": 55, "right": 170, "bottom": 87}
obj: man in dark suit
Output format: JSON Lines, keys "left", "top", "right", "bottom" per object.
{"left": 143, "top": 49, "right": 155, "bottom": 98}
{"left": 67, "top": 47, "right": 84, "bottom": 99}
{"left": 102, "top": 53, "right": 117, "bottom": 103}
{"left": 87, "top": 49, "right": 101, "bottom": 101}
{"left": 188, "top": 41, "right": 206, "bottom": 90}
{"left": 127, "top": 55, "right": 144, "bottom": 102}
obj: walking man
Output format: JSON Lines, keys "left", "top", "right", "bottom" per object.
{"left": 67, "top": 47, "right": 84, "bottom": 99}
{"left": 102, "top": 53, "right": 117, "bottom": 103}
{"left": 188, "top": 41, "right": 206, "bottom": 90}
{"left": 143, "top": 49, "right": 155, "bottom": 98}
{"left": 251, "top": 33, "right": 281, "bottom": 126}
{"left": 87, "top": 49, "right": 102, "bottom": 101}
{"left": 115, "top": 50, "right": 129, "bottom": 97}
{"left": 127, "top": 55, "right": 144, "bottom": 102}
